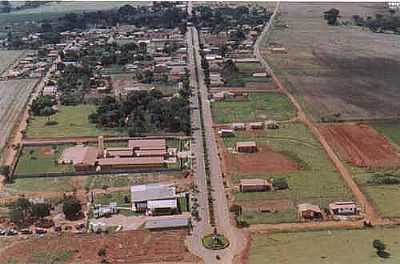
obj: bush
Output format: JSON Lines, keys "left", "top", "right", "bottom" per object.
{"left": 45, "top": 120, "right": 59, "bottom": 126}
{"left": 272, "top": 178, "right": 289, "bottom": 190}
{"left": 63, "top": 198, "right": 82, "bottom": 220}
{"left": 31, "top": 203, "right": 50, "bottom": 219}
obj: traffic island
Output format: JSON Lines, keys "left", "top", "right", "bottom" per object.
{"left": 202, "top": 230, "right": 230, "bottom": 250}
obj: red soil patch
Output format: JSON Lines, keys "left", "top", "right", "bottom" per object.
{"left": 0, "top": 230, "right": 200, "bottom": 264}
{"left": 319, "top": 123, "right": 400, "bottom": 168}
{"left": 39, "top": 146, "right": 54, "bottom": 156}
{"left": 224, "top": 144, "right": 300, "bottom": 176}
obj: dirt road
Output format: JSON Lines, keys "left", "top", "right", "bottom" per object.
{"left": 255, "top": 2, "right": 381, "bottom": 223}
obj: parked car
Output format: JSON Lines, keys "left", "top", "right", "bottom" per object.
{"left": 20, "top": 229, "right": 33, "bottom": 235}
{"left": 0, "top": 229, "right": 5, "bottom": 236}
{"left": 6, "top": 229, "right": 18, "bottom": 236}
{"left": 35, "top": 228, "right": 47, "bottom": 234}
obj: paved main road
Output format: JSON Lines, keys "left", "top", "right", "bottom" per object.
{"left": 186, "top": 20, "right": 248, "bottom": 263}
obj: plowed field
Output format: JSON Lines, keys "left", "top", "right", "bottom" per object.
{"left": 0, "top": 230, "right": 200, "bottom": 264}
{"left": 224, "top": 144, "right": 300, "bottom": 176}
{"left": 319, "top": 124, "right": 400, "bottom": 168}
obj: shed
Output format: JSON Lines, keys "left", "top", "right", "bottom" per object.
{"left": 236, "top": 141, "right": 257, "bottom": 153}
{"left": 240, "top": 179, "right": 272, "bottom": 192}
{"left": 231, "top": 123, "right": 246, "bottom": 131}
{"left": 218, "top": 129, "right": 235, "bottom": 138}
{"left": 297, "top": 203, "right": 322, "bottom": 220}
{"left": 249, "top": 122, "right": 265, "bottom": 130}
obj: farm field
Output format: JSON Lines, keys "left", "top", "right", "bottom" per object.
{"left": 222, "top": 122, "right": 352, "bottom": 224}
{"left": 0, "top": 79, "right": 38, "bottom": 152}
{"left": 371, "top": 121, "right": 400, "bottom": 148}
{"left": 353, "top": 169, "right": 400, "bottom": 218}
{"left": 0, "top": 230, "right": 199, "bottom": 264}
{"left": 26, "top": 104, "right": 122, "bottom": 138}
{"left": 0, "top": 1, "right": 149, "bottom": 24}
{"left": 211, "top": 92, "right": 295, "bottom": 124}
{"left": 263, "top": 2, "right": 400, "bottom": 121}
{"left": 0, "top": 50, "right": 25, "bottom": 74}
{"left": 249, "top": 227, "right": 400, "bottom": 264}
{"left": 319, "top": 123, "right": 400, "bottom": 168}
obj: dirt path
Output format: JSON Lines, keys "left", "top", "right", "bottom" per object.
{"left": 255, "top": 3, "right": 381, "bottom": 223}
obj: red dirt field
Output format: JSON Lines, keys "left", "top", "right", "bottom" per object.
{"left": 224, "top": 144, "right": 300, "bottom": 176}
{"left": 0, "top": 230, "right": 200, "bottom": 264}
{"left": 319, "top": 123, "right": 400, "bottom": 168}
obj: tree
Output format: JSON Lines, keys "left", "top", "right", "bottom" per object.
{"left": 63, "top": 198, "right": 82, "bottom": 220}
{"left": 373, "top": 239, "right": 390, "bottom": 258}
{"left": 0, "top": 165, "right": 10, "bottom": 177}
{"left": 272, "top": 178, "right": 289, "bottom": 190}
{"left": 222, "top": 59, "right": 238, "bottom": 81}
{"left": 9, "top": 208, "right": 24, "bottom": 227}
{"left": 31, "top": 203, "right": 50, "bottom": 219}
{"left": 324, "top": 8, "right": 340, "bottom": 25}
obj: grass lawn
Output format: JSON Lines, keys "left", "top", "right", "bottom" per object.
{"left": 15, "top": 145, "right": 73, "bottom": 174}
{"left": 26, "top": 105, "right": 121, "bottom": 138}
{"left": 237, "top": 208, "right": 297, "bottom": 225}
{"left": 371, "top": 121, "right": 400, "bottom": 148}
{"left": 6, "top": 176, "right": 77, "bottom": 193}
{"left": 236, "top": 62, "right": 264, "bottom": 73}
{"left": 250, "top": 227, "right": 400, "bottom": 264}
{"left": 224, "top": 123, "right": 352, "bottom": 224}
{"left": 94, "top": 191, "right": 130, "bottom": 207}
{"left": 211, "top": 93, "right": 296, "bottom": 123}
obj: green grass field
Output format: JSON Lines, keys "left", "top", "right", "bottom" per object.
{"left": 6, "top": 176, "right": 77, "bottom": 193}
{"left": 371, "top": 121, "right": 400, "bottom": 148}
{"left": 26, "top": 105, "right": 121, "bottom": 138}
{"left": 211, "top": 93, "right": 296, "bottom": 123}
{"left": 15, "top": 145, "right": 73, "bottom": 174}
{"left": 224, "top": 123, "right": 352, "bottom": 224}
{"left": 236, "top": 62, "right": 265, "bottom": 73}
{"left": 250, "top": 227, "right": 400, "bottom": 264}
{"left": 95, "top": 191, "right": 130, "bottom": 207}
{"left": 354, "top": 170, "right": 400, "bottom": 218}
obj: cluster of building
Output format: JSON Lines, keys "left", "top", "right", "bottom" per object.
{"left": 3, "top": 52, "right": 50, "bottom": 79}
{"left": 59, "top": 137, "right": 177, "bottom": 172}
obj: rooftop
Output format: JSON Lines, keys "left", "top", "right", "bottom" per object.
{"left": 131, "top": 183, "right": 176, "bottom": 202}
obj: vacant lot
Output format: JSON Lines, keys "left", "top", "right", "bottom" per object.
{"left": 212, "top": 92, "right": 295, "bottom": 123}
{"left": 264, "top": 3, "right": 400, "bottom": 121}
{"left": 249, "top": 227, "right": 400, "bottom": 264}
{"left": 0, "top": 230, "right": 199, "bottom": 264}
{"left": 0, "top": 50, "right": 25, "bottom": 74}
{"left": 223, "top": 123, "right": 352, "bottom": 224}
{"left": 15, "top": 145, "right": 74, "bottom": 174}
{"left": 371, "top": 121, "right": 400, "bottom": 148}
{"left": 319, "top": 124, "right": 400, "bottom": 168}
{"left": 26, "top": 105, "right": 121, "bottom": 138}
{"left": 0, "top": 79, "right": 38, "bottom": 151}
{"left": 224, "top": 144, "right": 300, "bottom": 176}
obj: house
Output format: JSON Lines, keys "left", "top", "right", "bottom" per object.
{"left": 270, "top": 47, "right": 287, "bottom": 54}
{"left": 144, "top": 216, "right": 191, "bottom": 230}
{"left": 297, "top": 203, "right": 322, "bottom": 220}
{"left": 130, "top": 183, "right": 177, "bottom": 213}
{"left": 231, "top": 123, "right": 246, "bottom": 131}
{"left": 218, "top": 129, "right": 235, "bottom": 138}
{"left": 266, "top": 120, "right": 279, "bottom": 129}
{"left": 248, "top": 122, "right": 264, "bottom": 130}
{"left": 239, "top": 179, "right": 272, "bottom": 192}
{"left": 329, "top": 201, "right": 360, "bottom": 216}
{"left": 236, "top": 141, "right": 257, "bottom": 153}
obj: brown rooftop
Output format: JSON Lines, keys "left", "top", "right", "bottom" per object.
{"left": 97, "top": 157, "right": 164, "bottom": 166}
{"left": 240, "top": 179, "right": 272, "bottom": 187}
{"left": 236, "top": 141, "right": 257, "bottom": 148}
{"left": 128, "top": 139, "right": 166, "bottom": 150}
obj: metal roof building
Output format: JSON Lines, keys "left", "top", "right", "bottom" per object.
{"left": 144, "top": 216, "right": 190, "bottom": 230}
{"left": 130, "top": 183, "right": 176, "bottom": 202}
